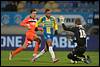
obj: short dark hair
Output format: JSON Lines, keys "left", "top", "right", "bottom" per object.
{"left": 75, "top": 18, "right": 81, "bottom": 25}
{"left": 30, "top": 9, "right": 37, "bottom": 13}
{"left": 45, "top": 9, "right": 51, "bottom": 13}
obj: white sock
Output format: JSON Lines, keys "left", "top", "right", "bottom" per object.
{"left": 49, "top": 46, "right": 56, "bottom": 61}
{"left": 35, "top": 48, "right": 45, "bottom": 59}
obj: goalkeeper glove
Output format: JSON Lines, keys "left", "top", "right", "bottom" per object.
{"left": 59, "top": 16, "right": 64, "bottom": 23}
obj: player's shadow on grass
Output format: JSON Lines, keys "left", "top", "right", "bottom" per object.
{"left": 59, "top": 60, "right": 83, "bottom": 64}
{"left": 35, "top": 60, "right": 51, "bottom": 63}
{"left": 16, "top": 59, "right": 50, "bottom": 63}
{"left": 17, "top": 60, "right": 52, "bottom": 63}
{"left": 67, "top": 62, "right": 84, "bottom": 64}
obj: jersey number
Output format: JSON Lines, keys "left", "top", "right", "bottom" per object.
{"left": 47, "top": 27, "right": 51, "bottom": 34}
{"left": 79, "top": 29, "right": 86, "bottom": 38}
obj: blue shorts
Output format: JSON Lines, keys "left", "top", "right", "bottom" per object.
{"left": 43, "top": 33, "right": 53, "bottom": 40}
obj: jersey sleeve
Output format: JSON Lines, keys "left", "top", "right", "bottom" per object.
{"left": 62, "top": 23, "right": 75, "bottom": 32}
{"left": 20, "top": 17, "right": 29, "bottom": 27}
{"left": 35, "top": 17, "right": 43, "bottom": 27}
{"left": 53, "top": 16, "right": 58, "bottom": 30}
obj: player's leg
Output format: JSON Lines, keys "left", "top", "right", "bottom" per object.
{"left": 31, "top": 41, "right": 48, "bottom": 62}
{"left": 71, "top": 39, "right": 85, "bottom": 62}
{"left": 9, "top": 37, "right": 31, "bottom": 60}
{"left": 32, "top": 34, "right": 59, "bottom": 63}
{"left": 67, "top": 53, "right": 80, "bottom": 64}
{"left": 32, "top": 38, "right": 57, "bottom": 62}
{"left": 9, "top": 32, "right": 32, "bottom": 60}
{"left": 45, "top": 41, "right": 49, "bottom": 51}
{"left": 32, "top": 33, "right": 50, "bottom": 62}
{"left": 32, "top": 39, "right": 59, "bottom": 63}
{"left": 46, "top": 38, "right": 59, "bottom": 63}
{"left": 33, "top": 37, "right": 41, "bottom": 57}
{"left": 77, "top": 47, "right": 91, "bottom": 64}
{"left": 77, "top": 39, "right": 91, "bottom": 64}
{"left": 79, "top": 55, "right": 91, "bottom": 64}
{"left": 77, "top": 46, "right": 86, "bottom": 58}
{"left": 34, "top": 40, "right": 49, "bottom": 57}
{"left": 67, "top": 48, "right": 82, "bottom": 64}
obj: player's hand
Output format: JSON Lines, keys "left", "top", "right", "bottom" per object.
{"left": 36, "top": 27, "right": 44, "bottom": 33}
{"left": 40, "top": 29, "right": 44, "bottom": 33}
{"left": 39, "top": 29, "right": 44, "bottom": 34}
{"left": 59, "top": 16, "right": 65, "bottom": 23}
{"left": 40, "top": 23, "right": 44, "bottom": 27}
{"left": 26, "top": 24, "right": 31, "bottom": 29}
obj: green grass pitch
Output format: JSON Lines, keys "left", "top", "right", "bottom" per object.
{"left": 1, "top": 50, "right": 99, "bottom": 66}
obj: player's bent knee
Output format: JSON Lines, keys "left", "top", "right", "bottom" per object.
{"left": 22, "top": 45, "right": 27, "bottom": 49}
{"left": 67, "top": 53, "right": 73, "bottom": 59}
{"left": 46, "top": 40, "right": 52, "bottom": 46}
{"left": 38, "top": 38, "right": 41, "bottom": 44}
{"left": 22, "top": 44, "right": 27, "bottom": 49}
{"left": 35, "top": 38, "right": 41, "bottom": 45}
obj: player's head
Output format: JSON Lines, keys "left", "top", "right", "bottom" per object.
{"left": 45, "top": 9, "right": 52, "bottom": 18}
{"left": 30, "top": 9, "right": 37, "bottom": 18}
{"left": 75, "top": 18, "right": 82, "bottom": 26}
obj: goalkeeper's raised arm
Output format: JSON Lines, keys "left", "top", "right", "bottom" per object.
{"left": 60, "top": 16, "right": 75, "bottom": 32}
{"left": 59, "top": 16, "right": 69, "bottom": 31}
{"left": 59, "top": 16, "right": 65, "bottom": 23}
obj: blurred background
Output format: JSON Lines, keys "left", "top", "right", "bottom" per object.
{"left": 1, "top": 1, "right": 99, "bottom": 50}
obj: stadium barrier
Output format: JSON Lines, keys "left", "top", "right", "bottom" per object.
{"left": 1, "top": 12, "right": 99, "bottom": 51}
{"left": 1, "top": 35, "right": 99, "bottom": 51}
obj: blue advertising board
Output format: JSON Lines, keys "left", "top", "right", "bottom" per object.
{"left": 1, "top": 35, "right": 99, "bottom": 51}
{"left": 1, "top": 12, "right": 28, "bottom": 25}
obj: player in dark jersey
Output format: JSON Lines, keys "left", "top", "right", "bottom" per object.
{"left": 60, "top": 16, "right": 91, "bottom": 64}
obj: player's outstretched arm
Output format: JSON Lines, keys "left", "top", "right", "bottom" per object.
{"left": 53, "top": 16, "right": 58, "bottom": 35}
{"left": 59, "top": 16, "right": 68, "bottom": 30}
{"left": 35, "top": 27, "right": 43, "bottom": 32}
{"left": 59, "top": 16, "right": 65, "bottom": 23}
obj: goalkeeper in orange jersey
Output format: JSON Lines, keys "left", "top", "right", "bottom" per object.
{"left": 9, "top": 9, "right": 43, "bottom": 60}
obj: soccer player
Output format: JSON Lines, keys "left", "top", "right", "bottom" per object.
{"left": 32, "top": 9, "right": 59, "bottom": 63}
{"left": 60, "top": 17, "right": 91, "bottom": 64}
{"left": 9, "top": 9, "right": 43, "bottom": 60}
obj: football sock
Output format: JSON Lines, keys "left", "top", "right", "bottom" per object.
{"left": 35, "top": 48, "right": 45, "bottom": 58}
{"left": 49, "top": 46, "right": 56, "bottom": 61}
{"left": 33, "top": 42, "right": 39, "bottom": 57}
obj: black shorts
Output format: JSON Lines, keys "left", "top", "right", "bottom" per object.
{"left": 76, "top": 38, "right": 86, "bottom": 47}
{"left": 72, "top": 46, "right": 86, "bottom": 56}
